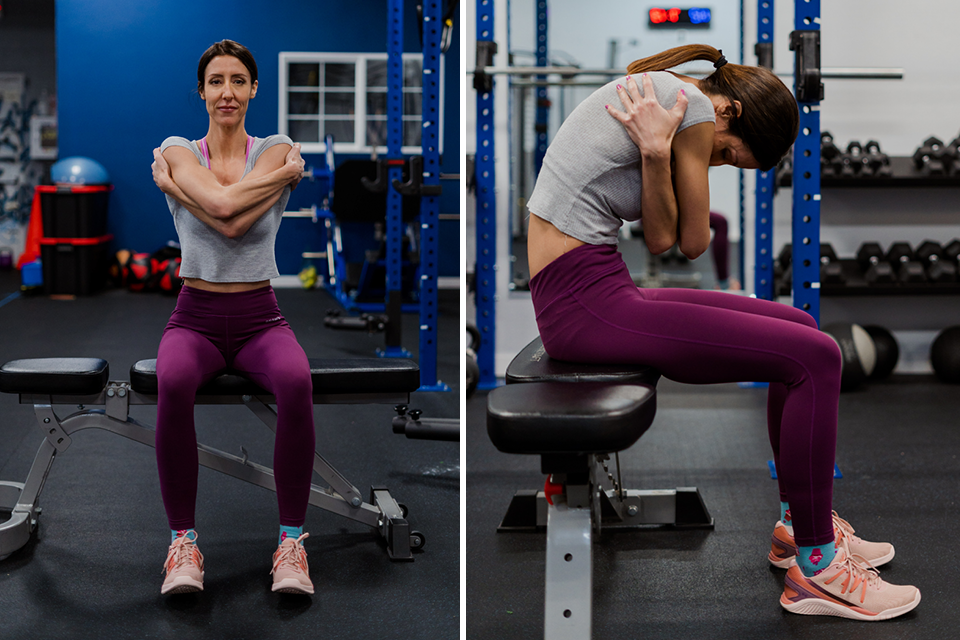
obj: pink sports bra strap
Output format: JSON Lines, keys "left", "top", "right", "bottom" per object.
{"left": 199, "top": 136, "right": 253, "bottom": 167}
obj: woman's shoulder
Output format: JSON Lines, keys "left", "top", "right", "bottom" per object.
{"left": 160, "top": 136, "right": 198, "bottom": 151}
{"left": 252, "top": 134, "right": 294, "bottom": 151}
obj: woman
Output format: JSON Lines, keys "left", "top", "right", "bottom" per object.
{"left": 526, "top": 45, "right": 919, "bottom": 620}
{"left": 151, "top": 39, "right": 315, "bottom": 596}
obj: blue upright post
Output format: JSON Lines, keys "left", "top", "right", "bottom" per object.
{"left": 753, "top": 0, "right": 775, "bottom": 300}
{"left": 790, "top": 1, "right": 823, "bottom": 323}
{"left": 533, "top": 0, "right": 548, "bottom": 176}
{"left": 416, "top": 0, "right": 447, "bottom": 391}
{"left": 381, "top": 0, "right": 410, "bottom": 357}
{"left": 474, "top": 0, "right": 498, "bottom": 389}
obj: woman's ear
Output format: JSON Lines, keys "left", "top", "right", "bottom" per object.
{"left": 251, "top": 80, "right": 258, "bottom": 99}
{"left": 716, "top": 100, "right": 742, "bottom": 119}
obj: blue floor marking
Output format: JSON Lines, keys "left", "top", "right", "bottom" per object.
{"left": 768, "top": 460, "right": 842, "bottom": 479}
{"left": 0, "top": 291, "right": 20, "bottom": 309}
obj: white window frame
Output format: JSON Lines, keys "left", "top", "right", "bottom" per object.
{"left": 278, "top": 51, "right": 443, "bottom": 156}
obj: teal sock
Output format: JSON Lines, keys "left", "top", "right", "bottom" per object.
{"left": 796, "top": 542, "right": 837, "bottom": 577}
{"left": 279, "top": 525, "right": 303, "bottom": 545}
{"left": 780, "top": 501, "right": 792, "bottom": 527}
{"left": 171, "top": 528, "right": 197, "bottom": 543}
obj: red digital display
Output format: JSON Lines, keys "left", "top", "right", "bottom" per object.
{"left": 648, "top": 7, "right": 712, "bottom": 28}
{"left": 650, "top": 8, "right": 682, "bottom": 24}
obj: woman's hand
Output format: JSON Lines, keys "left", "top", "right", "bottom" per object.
{"left": 606, "top": 74, "right": 688, "bottom": 161}
{"left": 152, "top": 148, "right": 174, "bottom": 194}
{"left": 284, "top": 142, "right": 305, "bottom": 190}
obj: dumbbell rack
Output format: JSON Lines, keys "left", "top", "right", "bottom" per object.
{"left": 779, "top": 156, "right": 960, "bottom": 189}
{"left": 776, "top": 259, "right": 960, "bottom": 297}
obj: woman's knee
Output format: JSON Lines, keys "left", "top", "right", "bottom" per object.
{"left": 272, "top": 362, "right": 314, "bottom": 401}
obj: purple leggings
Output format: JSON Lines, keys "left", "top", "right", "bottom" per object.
{"left": 156, "top": 286, "right": 316, "bottom": 530}
{"left": 530, "top": 244, "right": 841, "bottom": 546}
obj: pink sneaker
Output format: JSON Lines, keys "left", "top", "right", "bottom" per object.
{"left": 161, "top": 532, "right": 204, "bottom": 595}
{"left": 271, "top": 532, "right": 314, "bottom": 594}
{"left": 769, "top": 511, "right": 895, "bottom": 569}
{"left": 781, "top": 546, "right": 920, "bottom": 620}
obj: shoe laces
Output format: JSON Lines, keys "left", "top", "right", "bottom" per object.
{"left": 164, "top": 533, "right": 202, "bottom": 575}
{"left": 822, "top": 550, "right": 883, "bottom": 605}
{"left": 271, "top": 532, "right": 309, "bottom": 575}
{"left": 831, "top": 511, "right": 863, "bottom": 546}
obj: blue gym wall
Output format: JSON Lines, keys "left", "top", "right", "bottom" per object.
{"left": 55, "top": 0, "right": 460, "bottom": 277}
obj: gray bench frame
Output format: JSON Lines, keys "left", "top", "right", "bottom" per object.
{"left": 489, "top": 338, "right": 714, "bottom": 640}
{"left": 0, "top": 359, "right": 423, "bottom": 562}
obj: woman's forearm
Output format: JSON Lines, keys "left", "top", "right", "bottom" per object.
{"left": 219, "top": 187, "right": 287, "bottom": 239}
{"left": 639, "top": 150, "right": 679, "bottom": 254}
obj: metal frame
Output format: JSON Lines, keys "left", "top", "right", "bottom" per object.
{"left": 0, "top": 382, "right": 419, "bottom": 562}
{"left": 496, "top": 452, "right": 713, "bottom": 640}
{"left": 382, "top": 0, "right": 410, "bottom": 357}
{"left": 753, "top": 0, "right": 776, "bottom": 300}
{"left": 474, "top": 0, "right": 498, "bottom": 390}
{"left": 416, "top": 0, "right": 446, "bottom": 390}
{"left": 790, "top": 1, "right": 823, "bottom": 322}
{"left": 533, "top": 0, "right": 549, "bottom": 176}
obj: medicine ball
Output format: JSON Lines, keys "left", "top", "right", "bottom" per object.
{"left": 931, "top": 326, "right": 960, "bottom": 383}
{"left": 156, "top": 257, "right": 183, "bottom": 295}
{"left": 127, "top": 252, "right": 151, "bottom": 292}
{"left": 50, "top": 156, "right": 110, "bottom": 185}
{"left": 822, "top": 323, "right": 877, "bottom": 391}
{"left": 109, "top": 249, "right": 132, "bottom": 287}
{"left": 863, "top": 325, "right": 899, "bottom": 380}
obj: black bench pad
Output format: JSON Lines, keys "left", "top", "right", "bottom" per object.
{"left": 487, "top": 381, "right": 656, "bottom": 454}
{"left": 130, "top": 358, "right": 420, "bottom": 396}
{"left": 506, "top": 337, "right": 661, "bottom": 386}
{"left": 0, "top": 358, "right": 109, "bottom": 395}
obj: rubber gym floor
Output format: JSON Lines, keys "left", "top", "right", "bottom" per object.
{"left": 467, "top": 349, "right": 960, "bottom": 639}
{"left": 0, "top": 271, "right": 460, "bottom": 639}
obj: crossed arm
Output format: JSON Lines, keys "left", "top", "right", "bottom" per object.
{"left": 152, "top": 141, "right": 304, "bottom": 239}
{"left": 606, "top": 74, "right": 713, "bottom": 259}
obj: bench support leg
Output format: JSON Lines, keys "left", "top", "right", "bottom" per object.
{"left": 544, "top": 501, "right": 592, "bottom": 640}
{"left": 498, "top": 488, "right": 714, "bottom": 531}
{"left": 243, "top": 394, "right": 365, "bottom": 508}
{"left": 0, "top": 440, "right": 57, "bottom": 560}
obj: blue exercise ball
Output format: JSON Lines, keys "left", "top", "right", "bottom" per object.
{"left": 51, "top": 157, "right": 110, "bottom": 185}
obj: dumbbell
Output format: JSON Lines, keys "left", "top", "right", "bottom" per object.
{"left": 947, "top": 137, "right": 960, "bottom": 173}
{"left": 857, "top": 242, "right": 895, "bottom": 285}
{"left": 916, "top": 240, "right": 957, "bottom": 283}
{"left": 819, "top": 243, "right": 845, "bottom": 285}
{"left": 820, "top": 131, "right": 842, "bottom": 176}
{"left": 944, "top": 239, "right": 960, "bottom": 265}
{"left": 862, "top": 140, "right": 891, "bottom": 176}
{"left": 885, "top": 242, "right": 927, "bottom": 283}
{"left": 913, "top": 136, "right": 948, "bottom": 175}
{"left": 839, "top": 141, "right": 864, "bottom": 177}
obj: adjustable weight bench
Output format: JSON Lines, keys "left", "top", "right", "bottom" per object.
{"left": 0, "top": 356, "right": 424, "bottom": 562}
{"left": 486, "top": 337, "right": 714, "bottom": 640}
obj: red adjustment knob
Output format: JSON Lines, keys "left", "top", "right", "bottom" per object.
{"left": 543, "top": 474, "right": 564, "bottom": 506}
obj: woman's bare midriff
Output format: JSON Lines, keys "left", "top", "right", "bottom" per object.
{"left": 527, "top": 213, "right": 587, "bottom": 281}
{"left": 183, "top": 278, "right": 271, "bottom": 292}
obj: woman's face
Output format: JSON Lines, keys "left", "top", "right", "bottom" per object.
{"left": 200, "top": 55, "right": 257, "bottom": 127}
{"left": 707, "top": 98, "right": 760, "bottom": 169}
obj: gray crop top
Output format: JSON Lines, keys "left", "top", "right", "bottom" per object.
{"left": 159, "top": 134, "right": 293, "bottom": 282}
{"left": 526, "top": 72, "right": 716, "bottom": 245}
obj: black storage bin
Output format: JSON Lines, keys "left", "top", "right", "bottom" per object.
{"left": 38, "top": 185, "right": 111, "bottom": 238}
{"left": 39, "top": 235, "right": 113, "bottom": 295}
